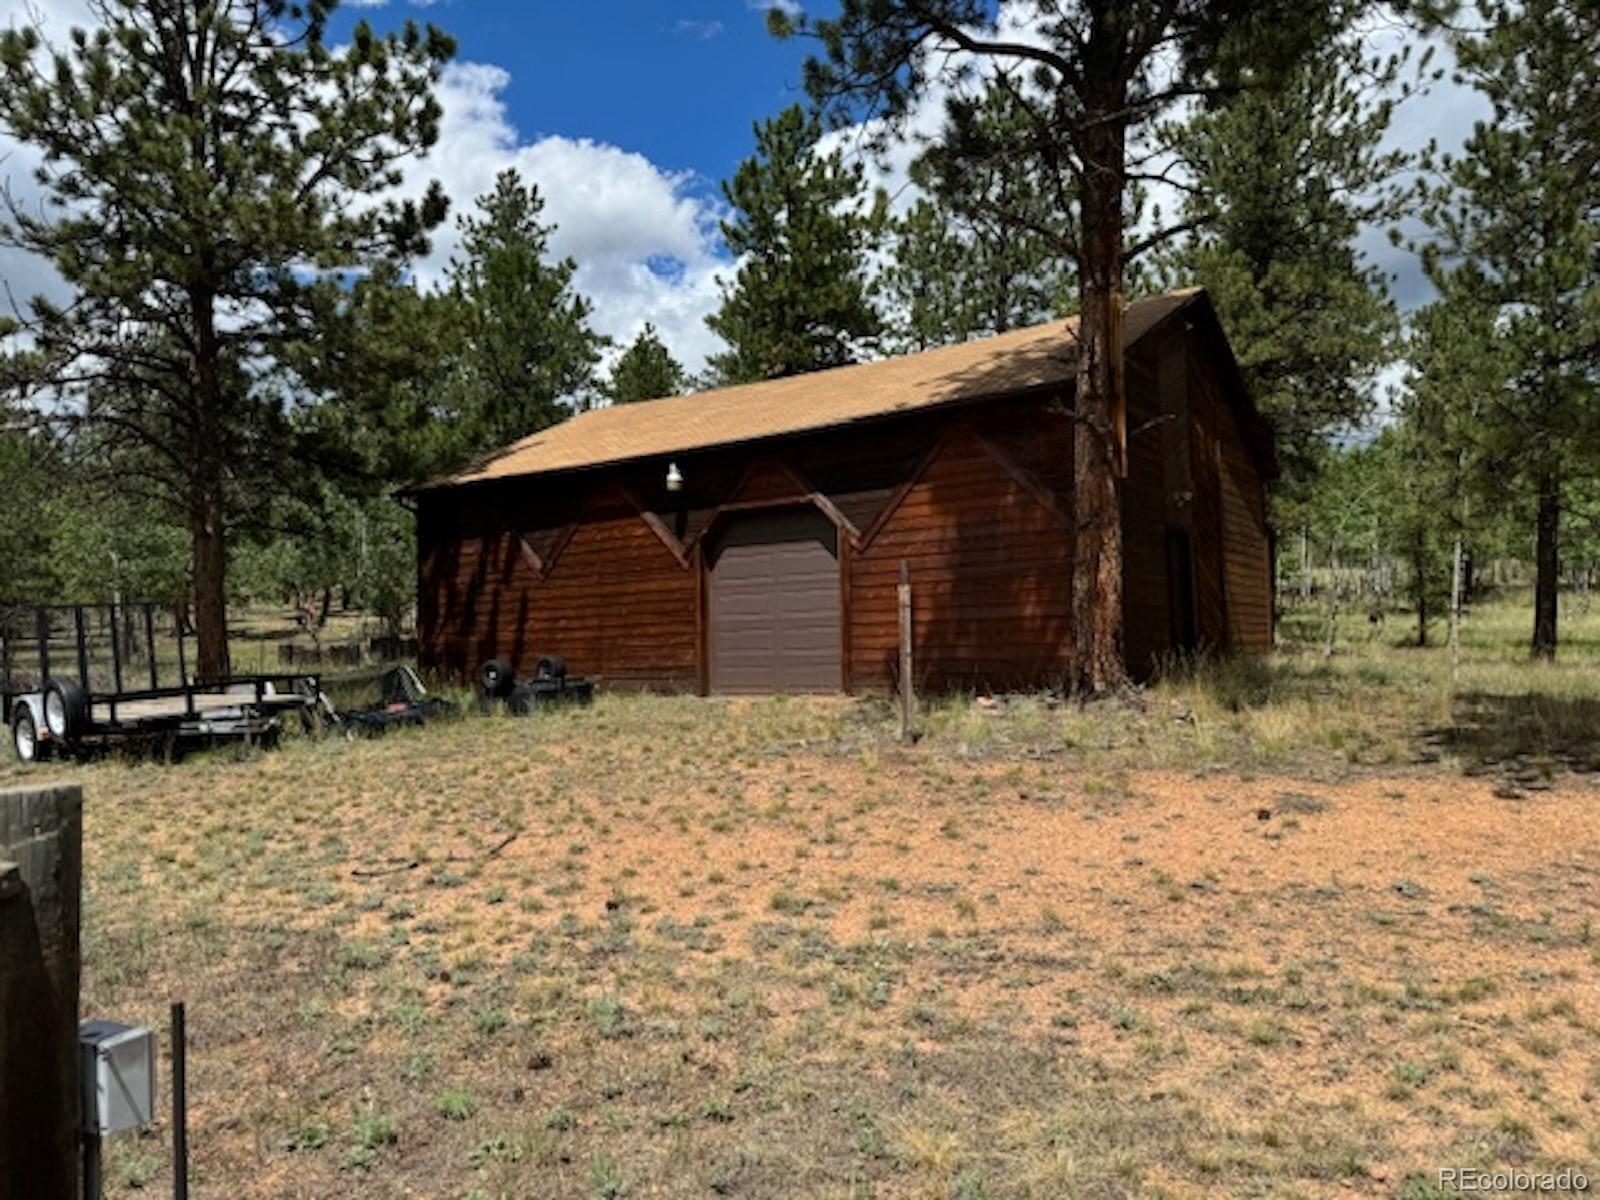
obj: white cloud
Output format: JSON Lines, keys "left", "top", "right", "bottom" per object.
{"left": 674, "top": 18, "right": 724, "bottom": 40}
{"left": 750, "top": 0, "right": 802, "bottom": 18}
{"left": 401, "top": 62, "right": 731, "bottom": 373}
{"left": 0, "top": 0, "right": 93, "bottom": 321}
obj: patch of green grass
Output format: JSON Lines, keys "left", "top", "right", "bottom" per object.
{"left": 435, "top": 1089, "right": 477, "bottom": 1121}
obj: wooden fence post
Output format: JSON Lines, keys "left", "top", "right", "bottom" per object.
{"left": 1, "top": 784, "right": 84, "bottom": 1200}
{"left": 898, "top": 561, "right": 914, "bottom": 743}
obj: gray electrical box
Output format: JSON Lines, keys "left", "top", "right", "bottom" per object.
{"left": 80, "top": 1019, "right": 157, "bottom": 1135}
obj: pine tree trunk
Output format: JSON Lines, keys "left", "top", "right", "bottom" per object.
{"left": 189, "top": 479, "right": 229, "bottom": 684}
{"left": 189, "top": 291, "right": 231, "bottom": 684}
{"left": 1067, "top": 95, "right": 1128, "bottom": 696}
{"left": 1531, "top": 468, "right": 1559, "bottom": 660}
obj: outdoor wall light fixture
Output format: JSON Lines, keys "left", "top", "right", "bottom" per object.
{"left": 665, "top": 462, "right": 683, "bottom": 493}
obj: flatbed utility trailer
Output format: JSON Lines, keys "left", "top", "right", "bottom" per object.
{"left": 2, "top": 602, "right": 325, "bottom": 763}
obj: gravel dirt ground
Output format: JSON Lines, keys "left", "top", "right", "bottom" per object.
{"left": 7, "top": 688, "right": 1596, "bottom": 1199}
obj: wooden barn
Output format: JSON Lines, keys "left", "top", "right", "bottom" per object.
{"left": 412, "top": 288, "right": 1276, "bottom": 694}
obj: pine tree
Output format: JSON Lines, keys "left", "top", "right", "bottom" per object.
{"left": 1419, "top": 0, "right": 1600, "bottom": 659}
{"left": 775, "top": 0, "right": 1353, "bottom": 692}
{"left": 1393, "top": 293, "right": 1505, "bottom": 660}
{"left": 0, "top": 419, "right": 58, "bottom": 600}
{"left": 291, "top": 261, "right": 474, "bottom": 487}
{"left": 884, "top": 84, "right": 1072, "bottom": 350}
{"left": 707, "top": 105, "right": 888, "bottom": 383}
{"left": 607, "top": 325, "right": 687, "bottom": 404}
{"left": 882, "top": 201, "right": 969, "bottom": 352}
{"left": 1160, "top": 43, "right": 1409, "bottom": 498}
{"left": 449, "top": 170, "right": 606, "bottom": 450}
{"left": 0, "top": 0, "right": 454, "bottom": 679}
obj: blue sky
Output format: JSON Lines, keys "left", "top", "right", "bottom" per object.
{"left": 337, "top": 0, "right": 814, "bottom": 205}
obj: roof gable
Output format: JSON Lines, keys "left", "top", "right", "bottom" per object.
{"left": 422, "top": 288, "right": 1230, "bottom": 491}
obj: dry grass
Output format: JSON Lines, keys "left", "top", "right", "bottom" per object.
{"left": 3, "top": 594, "right": 1599, "bottom": 1198}
{"left": 918, "top": 592, "right": 1600, "bottom": 779}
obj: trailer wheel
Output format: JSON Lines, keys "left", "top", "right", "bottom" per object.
{"left": 534, "top": 654, "right": 568, "bottom": 681}
{"left": 11, "top": 706, "right": 50, "bottom": 764}
{"left": 479, "top": 657, "right": 515, "bottom": 698}
{"left": 42, "top": 677, "right": 89, "bottom": 742}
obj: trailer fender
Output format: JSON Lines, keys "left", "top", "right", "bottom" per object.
{"left": 11, "top": 700, "right": 51, "bottom": 763}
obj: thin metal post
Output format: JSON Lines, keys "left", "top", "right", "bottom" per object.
{"left": 73, "top": 607, "right": 89, "bottom": 690}
{"left": 1450, "top": 534, "right": 1465, "bottom": 685}
{"left": 35, "top": 607, "right": 50, "bottom": 682}
{"left": 83, "top": 1132, "right": 101, "bottom": 1200}
{"left": 175, "top": 614, "right": 193, "bottom": 715}
{"left": 1, "top": 610, "right": 13, "bottom": 710}
{"left": 171, "top": 1001, "right": 187, "bottom": 1200}
{"left": 898, "top": 560, "right": 914, "bottom": 744}
{"left": 144, "top": 605, "right": 159, "bottom": 691}
{"left": 108, "top": 605, "right": 123, "bottom": 724}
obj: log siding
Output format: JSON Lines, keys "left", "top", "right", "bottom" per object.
{"left": 416, "top": 296, "right": 1273, "bottom": 693}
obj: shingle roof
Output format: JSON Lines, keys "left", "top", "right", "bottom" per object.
{"left": 423, "top": 288, "right": 1205, "bottom": 490}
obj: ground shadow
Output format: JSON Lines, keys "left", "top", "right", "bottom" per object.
{"left": 1420, "top": 691, "right": 1600, "bottom": 777}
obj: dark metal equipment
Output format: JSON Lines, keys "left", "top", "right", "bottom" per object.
{"left": 328, "top": 664, "right": 456, "bottom": 736}
{"left": 477, "top": 655, "right": 594, "bottom": 713}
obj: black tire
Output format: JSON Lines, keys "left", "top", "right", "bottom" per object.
{"left": 11, "top": 706, "right": 50, "bottom": 764}
{"left": 479, "top": 657, "right": 516, "bottom": 698}
{"left": 42, "top": 677, "right": 89, "bottom": 743}
{"left": 534, "top": 654, "right": 568, "bottom": 681}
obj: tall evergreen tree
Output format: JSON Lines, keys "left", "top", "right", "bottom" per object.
{"left": 607, "top": 325, "right": 687, "bottom": 404}
{"left": 1159, "top": 43, "right": 1409, "bottom": 497}
{"left": 1419, "top": 0, "right": 1600, "bottom": 659}
{"left": 292, "top": 262, "right": 474, "bottom": 487}
{"left": 0, "top": 420, "right": 58, "bottom": 600}
{"left": 0, "top": 0, "right": 454, "bottom": 679}
{"left": 885, "top": 83, "right": 1072, "bottom": 351}
{"left": 776, "top": 0, "right": 1351, "bottom": 693}
{"left": 448, "top": 170, "right": 606, "bottom": 451}
{"left": 707, "top": 105, "right": 888, "bottom": 383}
{"left": 883, "top": 200, "right": 968, "bottom": 352}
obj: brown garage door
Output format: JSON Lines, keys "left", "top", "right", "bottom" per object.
{"left": 709, "top": 507, "right": 841, "bottom": 693}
